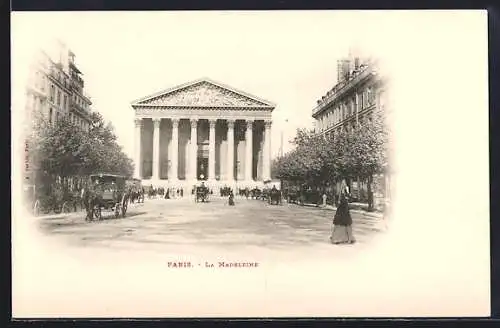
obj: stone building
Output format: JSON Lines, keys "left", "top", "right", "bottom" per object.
{"left": 25, "top": 42, "right": 93, "bottom": 131}
{"left": 132, "top": 78, "right": 275, "bottom": 190}
{"left": 23, "top": 42, "right": 94, "bottom": 185}
{"left": 311, "top": 51, "right": 391, "bottom": 210}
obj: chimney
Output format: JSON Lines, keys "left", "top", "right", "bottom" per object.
{"left": 56, "top": 40, "right": 70, "bottom": 74}
{"left": 337, "top": 58, "right": 351, "bottom": 82}
{"left": 337, "top": 60, "right": 343, "bottom": 82}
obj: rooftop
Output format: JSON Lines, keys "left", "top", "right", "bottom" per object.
{"left": 312, "top": 63, "right": 376, "bottom": 117}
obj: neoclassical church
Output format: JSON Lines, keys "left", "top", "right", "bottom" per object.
{"left": 131, "top": 78, "right": 275, "bottom": 189}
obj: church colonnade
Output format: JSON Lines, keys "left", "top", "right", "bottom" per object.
{"left": 134, "top": 117, "right": 272, "bottom": 184}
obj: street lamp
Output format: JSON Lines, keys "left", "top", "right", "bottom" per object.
{"left": 280, "top": 118, "right": 288, "bottom": 158}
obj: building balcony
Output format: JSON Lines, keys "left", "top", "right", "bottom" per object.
{"left": 70, "top": 78, "right": 84, "bottom": 91}
{"left": 70, "top": 101, "right": 91, "bottom": 118}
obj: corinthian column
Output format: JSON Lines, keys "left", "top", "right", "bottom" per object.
{"left": 170, "top": 118, "right": 179, "bottom": 181}
{"left": 152, "top": 118, "right": 161, "bottom": 181}
{"left": 134, "top": 118, "right": 143, "bottom": 179}
{"left": 263, "top": 120, "right": 272, "bottom": 181}
{"left": 226, "top": 119, "right": 235, "bottom": 182}
{"left": 208, "top": 119, "right": 216, "bottom": 181}
{"left": 245, "top": 119, "right": 254, "bottom": 182}
{"left": 190, "top": 118, "right": 198, "bottom": 181}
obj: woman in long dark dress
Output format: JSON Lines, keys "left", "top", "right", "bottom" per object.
{"left": 330, "top": 183, "right": 356, "bottom": 244}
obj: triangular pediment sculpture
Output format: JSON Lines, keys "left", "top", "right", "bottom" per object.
{"left": 131, "top": 78, "right": 275, "bottom": 108}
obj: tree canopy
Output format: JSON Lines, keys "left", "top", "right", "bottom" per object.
{"left": 30, "top": 112, "right": 134, "bottom": 185}
{"left": 272, "top": 110, "right": 388, "bottom": 188}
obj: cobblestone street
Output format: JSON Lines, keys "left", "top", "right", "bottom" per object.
{"left": 37, "top": 196, "right": 387, "bottom": 258}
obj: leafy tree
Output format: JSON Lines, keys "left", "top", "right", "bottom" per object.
{"left": 274, "top": 109, "right": 389, "bottom": 210}
{"left": 29, "top": 112, "right": 134, "bottom": 196}
{"left": 331, "top": 109, "right": 389, "bottom": 209}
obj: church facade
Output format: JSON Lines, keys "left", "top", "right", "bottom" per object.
{"left": 131, "top": 78, "right": 275, "bottom": 189}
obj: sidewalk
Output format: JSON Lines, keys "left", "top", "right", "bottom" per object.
{"left": 297, "top": 203, "right": 384, "bottom": 219}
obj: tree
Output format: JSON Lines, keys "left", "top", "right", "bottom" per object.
{"left": 273, "top": 128, "right": 339, "bottom": 187}
{"left": 331, "top": 110, "right": 389, "bottom": 209}
{"left": 31, "top": 116, "right": 87, "bottom": 191}
{"left": 273, "top": 109, "right": 389, "bottom": 210}
{"left": 30, "top": 112, "right": 134, "bottom": 196}
{"left": 81, "top": 112, "right": 134, "bottom": 177}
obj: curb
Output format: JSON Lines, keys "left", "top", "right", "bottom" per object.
{"left": 310, "top": 204, "right": 384, "bottom": 219}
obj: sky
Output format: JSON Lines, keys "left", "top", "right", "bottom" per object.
{"left": 11, "top": 11, "right": 394, "bottom": 160}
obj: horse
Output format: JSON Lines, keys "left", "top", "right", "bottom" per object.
{"left": 268, "top": 188, "right": 282, "bottom": 205}
{"left": 82, "top": 187, "right": 97, "bottom": 221}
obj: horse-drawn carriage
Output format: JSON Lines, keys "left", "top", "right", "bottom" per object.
{"left": 29, "top": 182, "right": 81, "bottom": 216}
{"left": 267, "top": 187, "right": 282, "bottom": 205}
{"left": 85, "top": 173, "right": 130, "bottom": 221}
{"left": 194, "top": 183, "right": 210, "bottom": 203}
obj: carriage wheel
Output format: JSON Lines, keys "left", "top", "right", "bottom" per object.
{"left": 42, "top": 208, "right": 51, "bottom": 214}
{"left": 85, "top": 207, "right": 92, "bottom": 221}
{"left": 62, "top": 201, "right": 71, "bottom": 213}
{"left": 93, "top": 206, "right": 102, "bottom": 221}
{"left": 121, "top": 196, "right": 128, "bottom": 217}
{"left": 114, "top": 202, "right": 121, "bottom": 218}
{"left": 33, "top": 199, "right": 40, "bottom": 216}
{"left": 53, "top": 202, "right": 62, "bottom": 214}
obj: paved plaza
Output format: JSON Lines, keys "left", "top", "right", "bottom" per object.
{"left": 36, "top": 196, "right": 387, "bottom": 257}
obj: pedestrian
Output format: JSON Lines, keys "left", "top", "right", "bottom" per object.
{"left": 228, "top": 190, "right": 235, "bottom": 206}
{"left": 165, "top": 188, "right": 170, "bottom": 199}
{"left": 330, "top": 180, "right": 356, "bottom": 245}
{"left": 180, "top": 188, "right": 184, "bottom": 197}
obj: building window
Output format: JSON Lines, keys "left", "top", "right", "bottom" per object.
{"left": 50, "top": 85, "right": 55, "bottom": 102}
{"left": 57, "top": 90, "right": 61, "bottom": 106}
{"left": 34, "top": 71, "right": 39, "bottom": 88}
{"left": 55, "top": 111, "right": 59, "bottom": 123}
{"left": 49, "top": 108, "right": 53, "bottom": 123}
{"left": 368, "top": 87, "right": 375, "bottom": 105}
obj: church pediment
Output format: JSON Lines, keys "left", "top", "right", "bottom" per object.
{"left": 131, "top": 78, "right": 275, "bottom": 109}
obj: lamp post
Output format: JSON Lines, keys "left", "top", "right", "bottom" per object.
{"left": 280, "top": 118, "right": 288, "bottom": 158}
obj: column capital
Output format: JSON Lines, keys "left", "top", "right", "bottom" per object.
{"left": 134, "top": 118, "right": 143, "bottom": 127}
{"left": 171, "top": 118, "right": 180, "bottom": 128}
{"left": 153, "top": 117, "right": 161, "bottom": 127}
{"left": 246, "top": 119, "right": 254, "bottom": 129}
{"left": 264, "top": 120, "right": 272, "bottom": 128}
{"left": 227, "top": 119, "right": 235, "bottom": 129}
{"left": 190, "top": 117, "right": 198, "bottom": 128}
{"left": 209, "top": 119, "right": 217, "bottom": 128}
